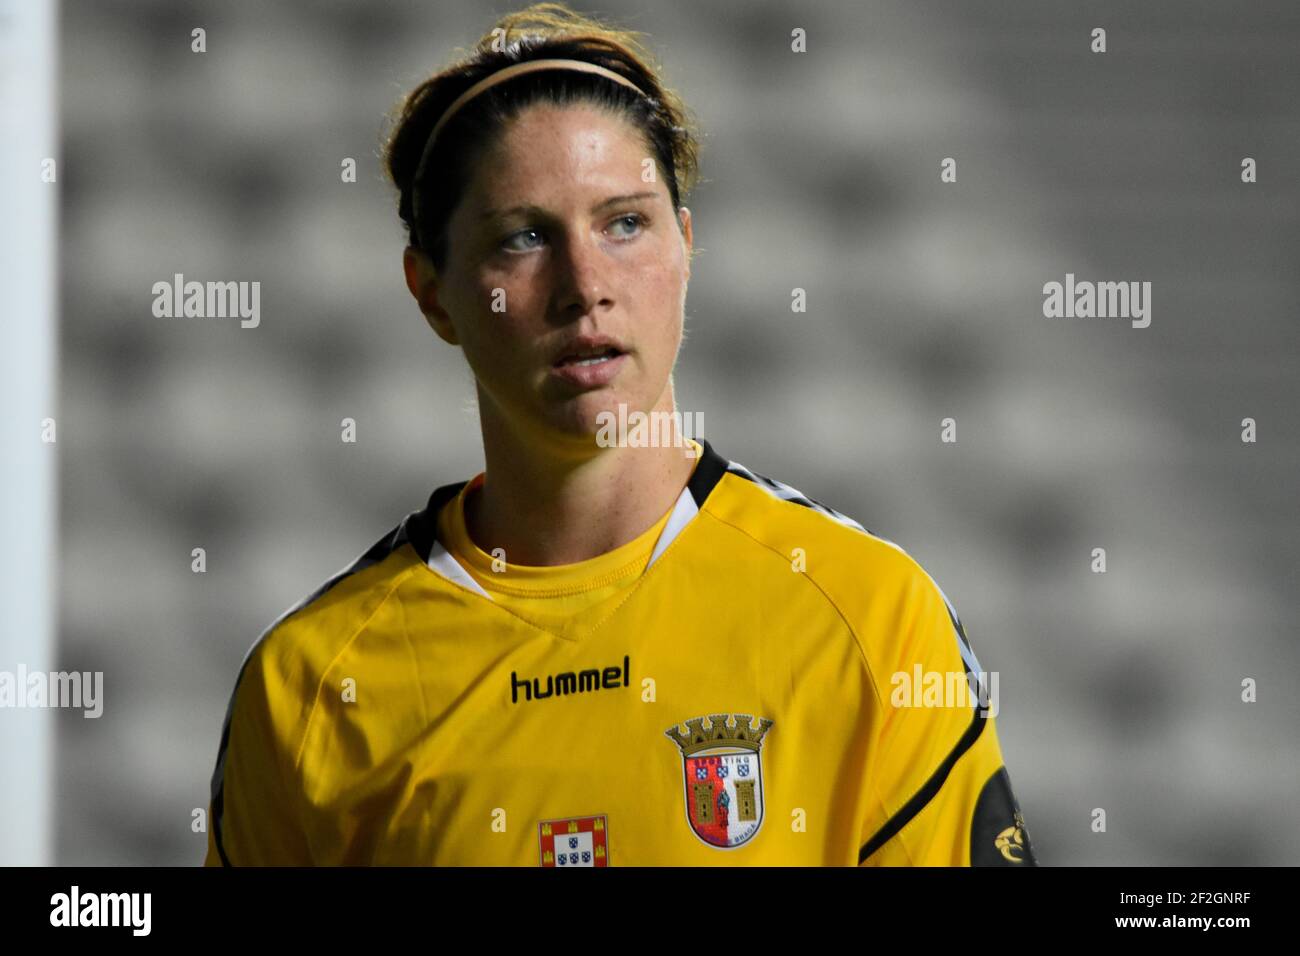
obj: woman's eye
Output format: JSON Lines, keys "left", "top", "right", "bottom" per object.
{"left": 502, "top": 228, "right": 544, "bottom": 252}
{"left": 608, "top": 213, "right": 646, "bottom": 239}
{"left": 500, "top": 215, "right": 645, "bottom": 252}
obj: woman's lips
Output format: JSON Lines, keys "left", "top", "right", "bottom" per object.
{"left": 548, "top": 350, "right": 628, "bottom": 388}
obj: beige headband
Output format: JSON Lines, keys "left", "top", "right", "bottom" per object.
{"left": 428, "top": 58, "right": 646, "bottom": 148}
{"left": 412, "top": 58, "right": 650, "bottom": 248}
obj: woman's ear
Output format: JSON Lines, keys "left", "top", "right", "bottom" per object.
{"left": 403, "top": 245, "right": 460, "bottom": 345}
{"left": 677, "top": 206, "right": 694, "bottom": 281}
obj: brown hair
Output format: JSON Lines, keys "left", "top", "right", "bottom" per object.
{"left": 381, "top": 2, "right": 702, "bottom": 273}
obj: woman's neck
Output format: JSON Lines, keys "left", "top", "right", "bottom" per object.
{"left": 466, "top": 396, "right": 698, "bottom": 567}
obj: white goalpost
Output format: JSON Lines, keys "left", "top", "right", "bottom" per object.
{"left": 0, "top": 0, "right": 57, "bottom": 866}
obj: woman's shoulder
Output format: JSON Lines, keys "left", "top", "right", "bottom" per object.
{"left": 240, "top": 507, "right": 440, "bottom": 683}
{"left": 701, "top": 447, "right": 945, "bottom": 611}
{"left": 705, "top": 449, "right": 904, "bottom": 554}
{"left": 700, "top": 451, "right": 975, "bottom": 693}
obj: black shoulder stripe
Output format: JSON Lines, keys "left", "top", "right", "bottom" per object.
{"left": 944, "top": 602, "right": 978, "bottom": 664}
{"left": 686, "top": 438, "right": 729, "bottom": 507}
{"left": 858, "top": 709, "right": 988, "bottom": 863}
{"left": 724, "top": 459, "right": 873, "bottom": 535}
{"left": 407, "top": 480, "right": 469, "bottom": 561}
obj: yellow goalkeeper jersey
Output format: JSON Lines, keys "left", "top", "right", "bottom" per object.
{"left": 204, "top": 437, "right": 1037, "bottom": 867}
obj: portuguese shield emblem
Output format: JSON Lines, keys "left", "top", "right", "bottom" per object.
{"left": 665, "top": 713, "right": 774, "bottom": 849}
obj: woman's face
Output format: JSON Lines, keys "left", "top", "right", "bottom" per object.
{"left": 406, "top": 103, "right": 693, "bottom": 450}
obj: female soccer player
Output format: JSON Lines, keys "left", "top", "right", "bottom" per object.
{"left": 206, "top": 2, "right": 1037, "bottom": 867}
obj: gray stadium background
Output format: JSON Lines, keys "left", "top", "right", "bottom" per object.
{"left": 51, "top": 0, "right": 1297, "bottom": 864}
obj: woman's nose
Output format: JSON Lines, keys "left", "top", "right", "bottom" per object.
{"left": 552, "top": 231, "right": 610, "bottom": 317}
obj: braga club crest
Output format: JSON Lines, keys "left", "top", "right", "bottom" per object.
{"left": 664, "top": 713, "right": 774, "bottom": 848}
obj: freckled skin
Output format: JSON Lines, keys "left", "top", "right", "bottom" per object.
{"left": 408, "top": 104, "right": 693, "bottom": 450}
